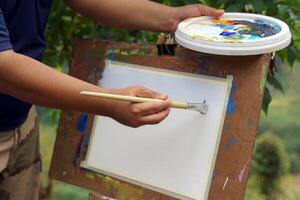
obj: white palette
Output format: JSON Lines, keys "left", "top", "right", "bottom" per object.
{"left": 81, "top": 60, "right": 232, "bottom": 200}
{"left": 175, "top": 12, "right": 291, "bottom": 55}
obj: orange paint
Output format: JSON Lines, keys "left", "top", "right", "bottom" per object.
{"left": 212, "top": 19, "right": 236, "bottom": 25}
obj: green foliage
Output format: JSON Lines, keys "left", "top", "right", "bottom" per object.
{"left": 44, "top": 0, "right": 158, "bottom": 69}
{"left": 262, "top": 87, "right": 272, "bottom": 114}
{"left": 252, "top": 133, "right": 290, "bottom": 199}
{"left": 258, "top": 64, "right": 300, "bottom": 173}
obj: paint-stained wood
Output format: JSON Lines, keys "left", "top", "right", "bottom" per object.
{"left": 50, "top": 39, "right": 270, "bottom": 200}
{"left": 89, "top": 193, "right": 115, "bottom": 200}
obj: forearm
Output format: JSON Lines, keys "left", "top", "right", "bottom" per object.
{"left": 65, "top": 0, "right": 176, "bottom": 32}
{"left": 0, "top": 51, "right": 114, "bottom": 116}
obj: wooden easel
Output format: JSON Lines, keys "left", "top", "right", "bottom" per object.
{"left": 50, "top": 39, "right": 270, "bottom": 200}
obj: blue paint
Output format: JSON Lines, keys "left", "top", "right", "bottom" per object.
{"left": 200, "top": 57, "right": 209, "bottom": 74}
{"left": 214, "top": 23, "right": 235, "bottom": 30}
{"left": 83, "top": 134, "right": 90, "bottom": 148}
{"left": 106, "top": 48, "right": 115, "bottom": 61}
{"left": 97, "top": 68, "right": 104, "bottom": 80}
{"left": 223, "top": 123, "right": 233, "bottom": 132}
{"left": 247, "top": 35, "right": 261, "bottom": 40}
{"left": 73, "top": 135, "right": 83, "bottom": 167}
{"left": 197, "top": 57, "right": 209, "bottom": 75}
{"left": 226, "top": 97, "right": 235, "bottom": 116}
{"left": 224, "top": 136, "right": 237, "bottom": 149}
{"left": 108, "top": 53, "right": 115, "bottom": 61}
{"left": 226, "top": 81, "right": 237, "bottom": 116}
{"left": 72, "top": 134, "right": 91, "bottom": 168}
{"left": 220, "top": 31, "right": 235, "bottom": 36}
{"left": 76, "top": 113, "right": 88, "bottom": 134}
{"left": 73, "top": 113, "right": 89, "bottom": 167}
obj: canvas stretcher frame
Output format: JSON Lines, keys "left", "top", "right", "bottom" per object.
{"left": 80, "top": 60, "right": 233, "bottom": 200}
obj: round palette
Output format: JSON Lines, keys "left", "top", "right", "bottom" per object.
{"left": 175, "top": 13, "right": 291, "bottom": 55}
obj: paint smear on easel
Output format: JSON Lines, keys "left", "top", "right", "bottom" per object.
{"left": 238, "top": 158, "right": 250, "bottom": 182}
{"left": 224, "top": 136, "right": 237, "bottom": 149}
{"left": 185, "top": 18, "right": 281, "bottom": 43}
{"left": 73, "top": 113, "right": 89, "bottom": 167}
{"left": 226, "top": 97, "right": 235, "bottom": 115}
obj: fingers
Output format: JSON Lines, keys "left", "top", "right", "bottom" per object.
{"left": 132, "top": 99, "right": 171, "bottom": 116}
{"left": 139, "top": 107, "right": 171, "bottom": 125}
{"left": 114, "top": 86, "right": 171, "bottom": 127}
{"left": 130, "top": 100, "right": 171, "bottom": 127}
{"left": 174, "top": 4, "right": 224, "bottom": 27}
{"left": 194, "top": 4, "right": 224, "bottom": 17}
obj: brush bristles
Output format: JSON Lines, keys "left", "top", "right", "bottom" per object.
{"left": 187, "top": 101, "right": 208, "bottom": 114}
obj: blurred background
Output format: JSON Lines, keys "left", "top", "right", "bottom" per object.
{"left": 39, "top": 0, "right": 300, "bottom": 199}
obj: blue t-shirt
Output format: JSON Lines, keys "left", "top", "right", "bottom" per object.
{"left": 0, "top": 0, "right": 53, "bottom": 131}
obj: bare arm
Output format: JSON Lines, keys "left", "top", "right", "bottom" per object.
{"left": 64, "top": 0, "right": 224, "bottom": 32}
{"left": 0, "top": 51, "right": 170, "bottom": 127}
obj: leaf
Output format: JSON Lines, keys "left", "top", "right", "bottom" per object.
{"left": 267, "top": 76, "right": 284, "bottom": 94}
{"left": 264, "top": 0, "right": 278, "bottom": 15}
{"left": 262, "top": 87, "right": 272, "bottom": 115}
{"left": 278, "top": 5, "right": 290, "bottom": 18}
{"left": 252, "top": 0, "right": 265, "bottom": 13}
{"left": 287, "top": 45, "right": 298, "bottom": 67}
{"left": 226, "top": 3, "right": 244, "bottom": 12}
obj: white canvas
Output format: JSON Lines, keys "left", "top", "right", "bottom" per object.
{"left": 81, "top": 60, "right": 232, "bottom": 200}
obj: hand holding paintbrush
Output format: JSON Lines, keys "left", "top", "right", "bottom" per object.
{"left": 80, "top": 91, "right": 208, "bottom": 114}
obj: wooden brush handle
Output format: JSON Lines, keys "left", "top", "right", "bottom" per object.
{"left": 80, "top": 91, "right": 188, "bottom": 109}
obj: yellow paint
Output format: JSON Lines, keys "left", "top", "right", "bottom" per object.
{"left": 120, "top": 51, "right": 130, "bottom": 56}
{"left": 129, "top": 49, "right": 140, "bottom": 55}
{"left": 192, "top": 35, "right": 214, "bottom": 41}
{"left": 85, "top": 172, "right": 96, "bottom": 180}
{"left": 102, "top": 176, "right": 143, "bottom": 200}
{"left": 222, "top": 39, "right": 242, "bottom": 43}
{"left": 85, "top": 172, "right": 143, "bottom": 200}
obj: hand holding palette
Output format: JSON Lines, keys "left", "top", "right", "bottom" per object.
{"left": 175, "top": 13, "right": 291, "bottom": 55}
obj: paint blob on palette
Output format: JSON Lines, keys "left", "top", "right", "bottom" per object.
{"left": 185, "top": 18, "right": 281, "bottom": 43}
{"left": 175, "top": 13, "right": 291, "bottom": 55}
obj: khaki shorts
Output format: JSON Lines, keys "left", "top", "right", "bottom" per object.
{"left": 0, "top": 107, "right": 41, "bottom": 200}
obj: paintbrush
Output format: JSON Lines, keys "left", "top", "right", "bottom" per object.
{"left": 80, "top": 91, "right": 208, "bottom": 114}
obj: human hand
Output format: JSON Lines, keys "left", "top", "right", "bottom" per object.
{"left": 168, "top": 4, "right": 224, "bottom": 32}
{"left": 109, "top": 86, "right": 171, "bottom": 128}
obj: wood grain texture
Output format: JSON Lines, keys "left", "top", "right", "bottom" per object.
{"left": 50, "top": 39, "right": 270, "bottom": 200}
